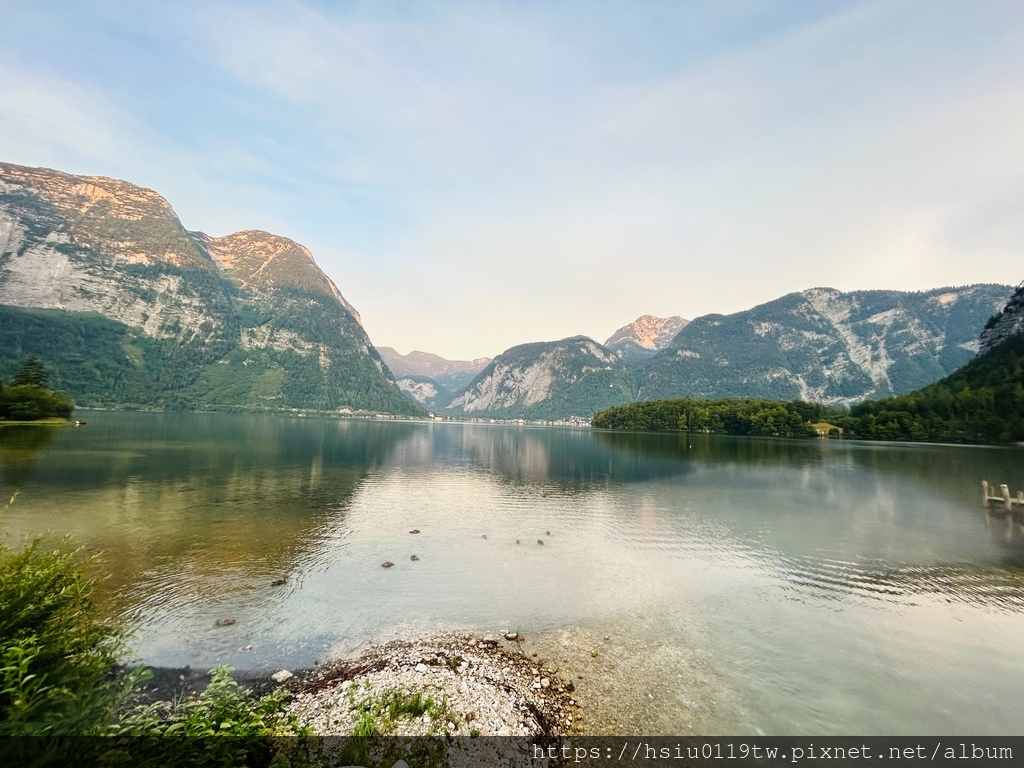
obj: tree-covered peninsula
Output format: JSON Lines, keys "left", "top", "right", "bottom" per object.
{"left": 592, "top": 397, "right": 842, "bottom": 438}
{"left": 0, "top": 355, "right": 75, "bottom": 422}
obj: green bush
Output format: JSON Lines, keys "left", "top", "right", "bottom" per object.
{"left": 0, "top": 384, "right": 75, "bottom": 421}
{"left": 0, "top": 537, "right": 310, "bottom": 765}
{"left": 0, "top": 540, "right": 126, "bottom": 736}
{"left": 108, "top": 666, "right": 311, "bottom": 767}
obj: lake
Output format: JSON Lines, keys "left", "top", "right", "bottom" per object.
{"left": 2, "top": 411, "right": 1023, "bottom": 735}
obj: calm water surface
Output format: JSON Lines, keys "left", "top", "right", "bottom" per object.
{"left": 2, "top": 412, "right": 1023, "bottom": 735}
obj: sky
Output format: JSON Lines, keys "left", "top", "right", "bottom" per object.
{"left": 2, "top": 1, "right": 1023, "bottom": 360}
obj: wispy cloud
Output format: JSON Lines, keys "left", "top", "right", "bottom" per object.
{"left": 2, "top": 1, "right": 1022, "bottom": 358}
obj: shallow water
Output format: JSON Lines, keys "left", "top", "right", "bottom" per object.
{"left": 2, "top": 412, "right": 1023, "bottom": 734}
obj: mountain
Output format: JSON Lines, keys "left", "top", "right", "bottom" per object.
{"left": 0, "top": 162, "right": 422, "bottom": 415}
{"left": 375, "top": 347, "right": 490, "bottom": 409}
{"left": 605, "top": 315, "right": 688, "bottom": 350}
{"left": 980, "top": 280, "right": 1024, "bottom": 354}
{"left": 447, "top": 336, "right": 635, "bottom": 419}
{"left": 640, "top": 285, "right": 1013, "bottom": 405}
{"left": 604, "top": 315, "right": 688, "bottom": 373}
{"left": 847, "top": 280, "right": 1024, "bottom": 443}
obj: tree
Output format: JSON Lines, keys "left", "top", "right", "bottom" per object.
{"left": 11, "top": 355, "right": 50, "bottom": 388}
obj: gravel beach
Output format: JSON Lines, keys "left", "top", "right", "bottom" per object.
{"left": 284, "top": 632, "right": 580, "bottom": 737}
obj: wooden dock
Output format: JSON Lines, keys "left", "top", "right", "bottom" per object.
{"left": 982, "top": 481, "right": 1024, "bottom": 512}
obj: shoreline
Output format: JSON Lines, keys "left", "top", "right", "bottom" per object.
{"left": 0, "top": 417, "right": 70, "bottom": 427}
{"left": 123, "top": 620, "right": 728, "bottom": 737}
{"left": 127, "top": 632, "right": 581, "bottom": 738}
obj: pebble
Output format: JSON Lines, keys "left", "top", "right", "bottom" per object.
{"left": 216, "top": 618, "right": 236, "bottom": 627}
{"left": 381, "top": 561, "right": 394, "bottom": 568}
{"left": 241, "top": 644, "right": 252, "bottom": 651}
{"left": 271, "top": 578, "right": 287, "bottom": 586}
{"left": 271, "top": 670, "right": 294, "bottom": 683}
{"left": 409, "top": 530, "right": 420, "bottom": 534}
{"left": 504, "top": 632, "right": 518, "bottom": 640}
{"left": 537, "top": 539, "right": 544, "bottom": 545}
{"left": 284, "top": 633, "right": 579, "bottom": 740}
{"left": 410, "top": 555, "right": 419, "bottom": 561}
{"left": 546, "top": 530, "right": 551, "bottom": 535}
{"left": 481, "top": 534, "right": 488, "bottom": 539}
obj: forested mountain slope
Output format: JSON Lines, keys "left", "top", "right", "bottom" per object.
{"left": 0, "top": 162, "right": 420, "bottom": 414}
{"left": 640, "top": 285, "right": 1012, "bottom": 405}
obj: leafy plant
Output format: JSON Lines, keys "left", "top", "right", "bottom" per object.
{"left": 108, "top": 666, "right": 311, "bottom": 767}
{"left": 0, "top": 539, "right": 127, "bottom": 736}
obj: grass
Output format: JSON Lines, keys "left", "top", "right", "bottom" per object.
{"left": 348, "top": 686, "right": 457, "bottom": 735}
{"left": 0, "top": 418, "right": 70, "bottom": 427}
{"left": 337, "top": 686, "right": 457, "bottom": 768}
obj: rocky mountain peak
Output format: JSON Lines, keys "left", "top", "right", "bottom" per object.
{"left": 194, "top": 229, "right": 361, "bottom": 323}
{"left": 605, "top": 315, "right": 688, "bottom": 351}
{"left": 447, "top": 335, "right": 634, "bottom": 419}
{"left": 376, "top": 347, "right": 491, "bottom": 379}
{"left": 979, "top": 279, "right": 1024, "bottom": 354}
{"left": 0, "top": 162, "right": 207, "bottom": 269}
{"left": 0, "top": 160, "right": 420, "bottom": 415}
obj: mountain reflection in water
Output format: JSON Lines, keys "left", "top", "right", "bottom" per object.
{"left": 2, "top": 413, "right": 1023, "bottom": 734}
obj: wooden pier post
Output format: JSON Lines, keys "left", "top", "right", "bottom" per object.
{"left": 1001, "top": 484, "right": 1013, "bottom": 513}
{"left": 983, "top": 480, "right": 990, "bottom": 506}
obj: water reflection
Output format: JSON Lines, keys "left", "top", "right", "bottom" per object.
{"left": 0, "top": 414, "right": 410, "bottom": 614}
{"left": 3, "top": 414, "right": 1024, "bottom": 734}
{"left": 384, "top": 423, "right": 691, "bottom": 488}
{"left": 0, "top": 425, "right": 61, "bottom": 487}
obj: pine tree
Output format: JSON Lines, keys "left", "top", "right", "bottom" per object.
{"left": 11, "top": 355, "right": 50, "bottom": 388}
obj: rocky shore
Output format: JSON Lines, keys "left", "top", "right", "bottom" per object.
{"left": 128, "top": 619, "right": 724, "bottom": 739}
{"left": 283, "top": 632, "right": 580, "bottom": 737}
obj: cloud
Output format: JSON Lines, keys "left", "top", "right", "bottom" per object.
{"left": 3, "top": 1, "right": 1022, "bottom": 359}
{"left": 0, "top": 58, "right": 145, "bottom": 172}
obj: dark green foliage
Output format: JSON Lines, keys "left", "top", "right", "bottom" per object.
{"left": 0, "top": 300, "right": 423, "bottom": 416}
{"left": 0, "top": 307, "right": 162, "bottom": 406}
{"left": 0, "top": 539, "right": 309, "bottom": 765}
{"left": 107, "top": 666, "right": 310, "bottom": 767}
{"left": 0, "top": 540, "right": 126, "bottom": 736}
{"left": 842, "top": 334, "right": 1024, "bottom": 443}
{"left": 593, "top": 397, "right": 841, "bottom": 438}
{"left": 0, "top": 355, "right": 75, "bottom": 421}
{"left": 11, "top": 356, "right": 49, "bottom": 388}
{"left": 0, "top": 385, "right": 75, "bottom": 421}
